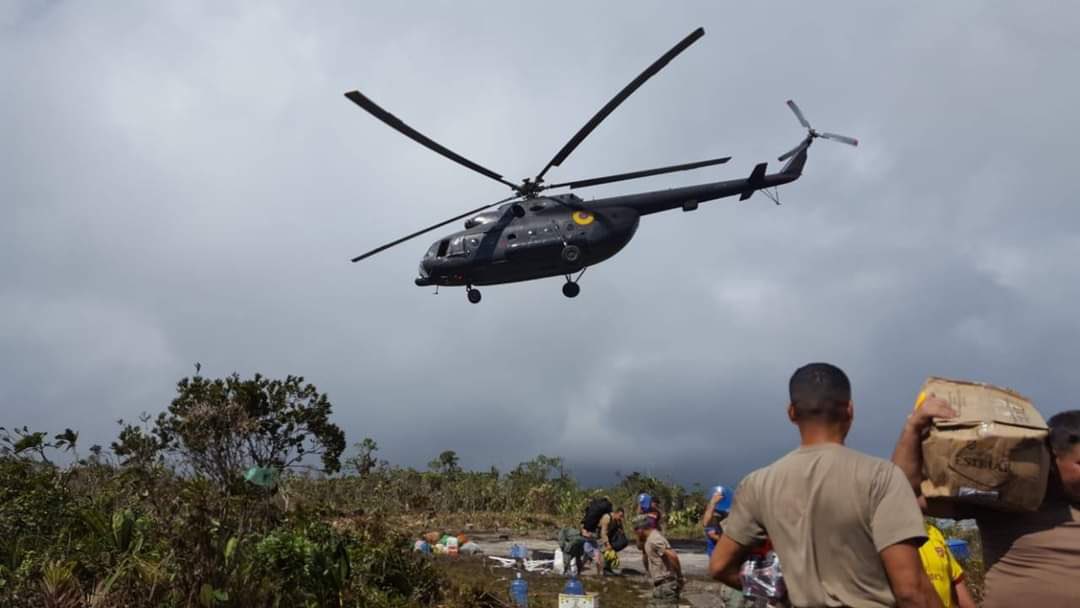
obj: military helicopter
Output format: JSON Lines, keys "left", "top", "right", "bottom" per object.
{"left": 346, "top": 27, "right": 857, "bottom": 303}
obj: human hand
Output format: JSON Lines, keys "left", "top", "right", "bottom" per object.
{"left": 911, "top": 394, "right": 958, "bottom": 430}
{"left": 708, "top": 490, "right": 723, "bottom": 507}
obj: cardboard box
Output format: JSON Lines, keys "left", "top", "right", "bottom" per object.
{"left": 919, "top": 377, "right": 1050, "bottom": 512}
{"left": 558, "top": 593, "right": 600, "bottom": 608}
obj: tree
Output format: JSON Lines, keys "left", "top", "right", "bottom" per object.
{"left": 0, "top": 426, "right": 80, "bottom": 464}
{"left": 428, "top": 450, "right": 461, "bottom": 475}
{"left": 121, "top": 372, "right": 346, "bottom": 490}
{"left": 346, "top": 437, "right": 380, "bottom": 477}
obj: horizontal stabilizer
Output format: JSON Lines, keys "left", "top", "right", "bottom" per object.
{"left": 739, "top": 162, "right": 768, "bottom": 200}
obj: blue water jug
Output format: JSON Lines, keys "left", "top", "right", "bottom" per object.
{"left": 946, "top": 538, "right": 970, "bottom": 561}
{"left": 563, "top": 575, "right": 584, "bottom": 595}
{"left": 510, "top": 572, "right": 528, "bottom": 607}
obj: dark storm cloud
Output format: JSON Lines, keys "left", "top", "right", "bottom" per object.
{"left": 3, "top": 2, "right": 1080, "bottom": 487}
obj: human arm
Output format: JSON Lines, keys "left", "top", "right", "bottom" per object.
{"left": 891, "top": 396, "right": 975, "bottom": 518}
{"left": 948, "top": 546, "right": 976, "bottom": 608}
{"left": 954, "top": 574, "right": 980, "bottom": 608}
{"left": 890, "top": 395, "right": 956, "bottom": 492}
{"left": 702, "top": 491, "right": 722, "bottom": 528}
{"left": 705, "top": 527, "right": 723, "bottom": 543}
{"left": 703, "top": 495, "right": 723, "bottom": 542}
{"left": 709, "top": 476, "right": 762, "bottom": 587}
{"left": 953, "top": 575, "right": 976, "bottom": 608}
{"left": 708, "top": 535, "right": 749, "bottom": 588}
{"left": 880, "top": 541, "right": 945, "bottom": 608}
{"left": 599, "top": 513, "right": 611, "bottom": 549}
{"left": 661, "top": 548, "right": 684, "bottom": 588}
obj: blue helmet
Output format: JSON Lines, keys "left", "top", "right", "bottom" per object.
{"left": 712, "top": 485, "right": 734, "bottom": 513}
{"left": 637, "top": 493, "right": 652, "bottom": 511}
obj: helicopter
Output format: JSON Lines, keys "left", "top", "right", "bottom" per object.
{"left": 346, "top": 27, "right": 857, "bottom": 303}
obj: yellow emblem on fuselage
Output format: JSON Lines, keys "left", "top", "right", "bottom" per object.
{"left": 572, "top": 211, "right": 595, "bottom": 226}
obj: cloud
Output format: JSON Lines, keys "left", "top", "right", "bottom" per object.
{"left": 3, "top": 1, "right": 1080, "bottom": 487}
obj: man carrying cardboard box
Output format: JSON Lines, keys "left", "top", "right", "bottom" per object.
{"left": 709, "top": 363, "right": 942, "bottom": 608}
{"left": 892, "top": 392, "right": 1080, "bottom": 608}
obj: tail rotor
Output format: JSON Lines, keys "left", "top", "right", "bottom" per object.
{"left": 778, "top": 100, "right": 858, "bottom": 161}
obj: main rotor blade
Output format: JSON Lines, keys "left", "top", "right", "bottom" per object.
{"left": 350, "top": 195, "right": 518, "bottom": 263}
{"left": 547, "top": 156, "right": 731, "bottom": 190}
{"left": 821, "top": 132, "right": 859, "bottom": 146}
{"left": 344, "top": 90, "right": 520, "bottom": 191}
{"left": 534, "top": 27, "right": 706, "bottom": 182}
{"left": 786, "top": 99, "right": 811, "bottom": 129}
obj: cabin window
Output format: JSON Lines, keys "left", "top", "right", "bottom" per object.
{"left": 436, "top": 239, "right": 449, "bottom": 257}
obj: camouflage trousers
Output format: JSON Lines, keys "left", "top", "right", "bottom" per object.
{"left": 647, "top": 580, "right": 680, "bottom": 607}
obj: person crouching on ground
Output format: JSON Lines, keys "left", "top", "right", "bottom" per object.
{"left": 599, "top": 507, "right": 628, "bottom": 574}
{"left": 634, "top": 514, "right": 684, "bottom": 607}
{"left": 709, "top": 362, "right": 942, "bottom": 608}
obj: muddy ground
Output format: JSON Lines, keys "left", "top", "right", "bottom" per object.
{"left": 435, "top": 532, "right": 733, "bottom": 607}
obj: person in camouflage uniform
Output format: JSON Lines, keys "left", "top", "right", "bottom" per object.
{"left": 633, "top": 514, "right": 683, "bottom": 607}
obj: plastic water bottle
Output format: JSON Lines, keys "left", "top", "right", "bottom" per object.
{"left": 563, "top": 575, "right": 584, "bottom": 595}
{"left": 509, "top": 572, "right": 528, "bottom": 607}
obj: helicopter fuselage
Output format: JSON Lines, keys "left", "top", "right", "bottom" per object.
{"left": 414, "top": 158, "right": 804, "bottom": 289}
{"left": 415, "top": 196, "right": 639, "bottom": 287}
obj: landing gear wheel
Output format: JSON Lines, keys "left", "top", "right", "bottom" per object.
{"left": 561, "top": 245, "right": 582, "bottom": 263}
{"left": 467, "top": 288, "right": 482, "bottom": 304}
{"left": 562, "top": 282, "right": 580, "bottom": 298}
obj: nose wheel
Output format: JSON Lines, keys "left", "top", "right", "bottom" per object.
{"left": 466, "top": 287, "right": 482, "bottom": 304}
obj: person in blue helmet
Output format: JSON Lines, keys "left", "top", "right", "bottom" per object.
{"left": 702, "top": 485, "right": 734, "bottom": 556}
{"left": 638, "top": 492, "right": 665, "bottom": 531}
{"left": 703, "top": 486, "right": 749, "bottom": 608}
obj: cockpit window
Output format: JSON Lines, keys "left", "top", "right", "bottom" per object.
{"left": 447, "top": 236, "right": 466, "bottom": 257}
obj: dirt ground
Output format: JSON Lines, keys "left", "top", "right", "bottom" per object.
{"left": 437, "top": 532, "right": 732, "bottom": 607}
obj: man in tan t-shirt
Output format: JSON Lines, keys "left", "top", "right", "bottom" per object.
{"left": 633, "top": 514, "right": 684, "bottom": 607}
{"left": 892, "top": 400, "right": 1080, "bottom": 608}
{"left": 709, "top": 362, "right": 942, "bottom": 608}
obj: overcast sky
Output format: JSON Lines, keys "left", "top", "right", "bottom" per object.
{"left": 3, "top": 2, "right": 1080, "bottom": 488}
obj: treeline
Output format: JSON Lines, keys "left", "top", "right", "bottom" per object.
{"left": 0, "top": 370, "right": 708, "bottom": 607}
{"left": 302, "top": 446, "right": 709, "bottom": 532}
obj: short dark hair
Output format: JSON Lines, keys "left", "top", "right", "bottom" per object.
{"left": 1048, "top": 410, "right": 1080, "bottom": 455}
{"left": 789, "top": 362, "right": 852, "bottom": 422}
